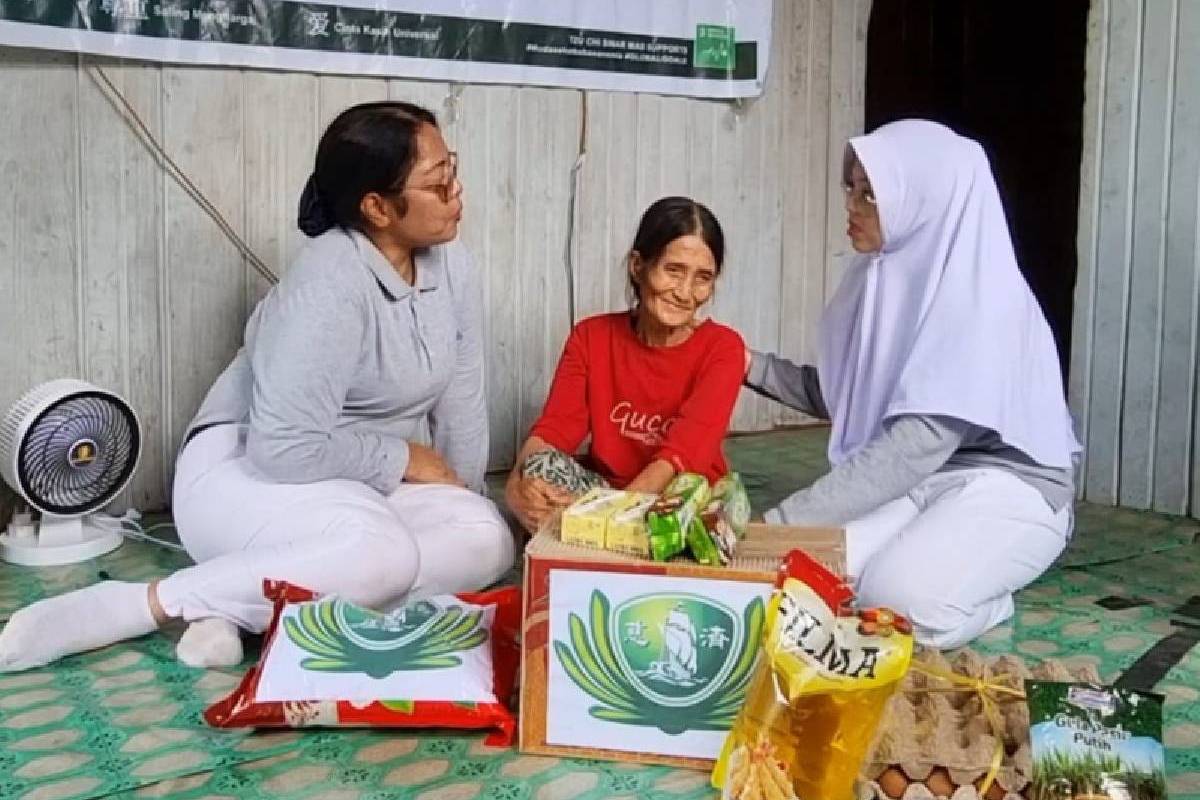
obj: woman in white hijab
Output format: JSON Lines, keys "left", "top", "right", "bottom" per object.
{"left": 745, "top": 120, "right": 1080, "bottom": 649}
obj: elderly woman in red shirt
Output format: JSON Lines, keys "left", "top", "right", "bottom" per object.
{"left": 505, "top": 197, "right": 745, "bottom": 533}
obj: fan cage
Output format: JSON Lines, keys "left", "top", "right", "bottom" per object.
{"left": 15, "top": 390, "right": 140, "bottom": 516}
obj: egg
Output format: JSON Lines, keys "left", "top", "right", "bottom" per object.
{"left": 876, "top": 766, "right": 910, "bottom": 799}
{"left": 924, "top": 767, "right": 957, "bottom": 798}
{"left": 975, "top": 778, "right": 1008, "bottom": 800}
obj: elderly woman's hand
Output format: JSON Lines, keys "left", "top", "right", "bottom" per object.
{"left": 505, "top": 472, "right": 573, "bottom": 534}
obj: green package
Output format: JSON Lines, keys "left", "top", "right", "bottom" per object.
{"left": 1027, "top": 681, "right": 1166, "bottom": 800}
{"left": 685, "top": 517, "right": 721, "bottom": 566}
{"left": 709, "top": 472, "right": 751, "bottom": 538}
{"left": 646, "top": 473, "right": 710, "bottom": 562}
{"left": 648, "top": 525, "right": 685, "bottom": 561}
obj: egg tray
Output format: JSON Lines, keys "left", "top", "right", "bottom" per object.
{"left": 856, "top": 649, "right": 1101, "bottom": 800}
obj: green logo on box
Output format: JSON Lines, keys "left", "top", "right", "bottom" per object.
{"left": 694, "top": 24, "right": 736, "bottom": 70}
{"left": 554, "top": 590, "right": 763, "bottom": 735}
{"left": 284, "top": 597, "right": 488, "bottom": 678}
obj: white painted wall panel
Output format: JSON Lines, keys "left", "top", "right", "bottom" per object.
{"left": 1072, "top": 0, "right": 1200, "bottom": 518}
{"left": 0, "top": 3, "right": 866, "bottom": 510}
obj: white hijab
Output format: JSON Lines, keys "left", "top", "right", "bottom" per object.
{"left": 817, "top": 120, "right": 1080, "bottom": 469}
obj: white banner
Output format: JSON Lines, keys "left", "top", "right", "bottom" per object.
{"left": 546, "top": 569, "right": 769, "bottom": 760}
{"left": 0, "top": 0, "right": 772, "bottom": 99}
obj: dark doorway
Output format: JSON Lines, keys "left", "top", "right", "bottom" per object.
{"left": 865, "top": 0, "right": 1090, "bottom": 380}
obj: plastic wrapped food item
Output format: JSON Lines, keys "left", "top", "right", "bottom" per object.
{"left": 712, "top": 563, "right": 912, "bottom": 800}
{"left": 698, "top": 510, "right": 739, "bottom": 565}
{"left": 709, "top": 472, "right": 751, "bottom": 538}
{"left": 561, "top": 488, "right": 633, "bottom": 549}
{"left": 647, "top": 473, "right": 711, "bottom": 562}
{"left": 686, "top": 516, "right": 722, "bottom": 566}
{"left": 1027, "top": 681, "right": 1166, "bottom": 800}
{"left": 605, "top": 492, "right": 657, "bottom": 556}
{"left": 522, "top": 448, "right": 608, "bottom": 495}
{"left": 205, "top": 581, "right": 520, "bottom": 745}
{"left": 693, "top": 471, "right": 750, "bottom": 565}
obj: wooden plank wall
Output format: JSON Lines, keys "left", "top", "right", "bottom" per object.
{"left": 0, "top": 0, "right": 870, "bottom": 511}
{"left": 1071, "top": 0, "right": 1200, "bottom": 518}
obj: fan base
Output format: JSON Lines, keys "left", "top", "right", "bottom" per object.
{"left": 0, "top": 516, "right": 123, "bottom": 566}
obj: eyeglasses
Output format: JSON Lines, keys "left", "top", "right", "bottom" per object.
{"left": 842, "top": 182, "right": 877, "bottom": 207}
{"left": 405, "top": 152, "right": 459, "bottom": 203}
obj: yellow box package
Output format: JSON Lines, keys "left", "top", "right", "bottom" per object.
{"left": 712, "top": 577, "right": 913, "bottom": 800}
{"left": 604, "top": 492, "right": 657, "bottom": 556}
{"left": 560, "top": 488, "right": 634, "bottom": 549}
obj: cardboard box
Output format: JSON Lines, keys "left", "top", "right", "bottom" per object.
{"left": 519, "top": 518, "right": 845, "bottom": 770}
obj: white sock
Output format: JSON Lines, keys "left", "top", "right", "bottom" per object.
{"left": 0, "top": 581, "right": 157, "bottom": 672}
{"left": 176, "top": 617, "right": 243, "bottom": 668}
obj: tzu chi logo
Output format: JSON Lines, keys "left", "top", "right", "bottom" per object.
{"left": 303, "top": 9, "right": 331, "bottom": 36}
{"left": 284, "top": 597, "right": 487, "bottom": 679}
{"left": 554, "top": 591, "right": 765, "bottom": 734}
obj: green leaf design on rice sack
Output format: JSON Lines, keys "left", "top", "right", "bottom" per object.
{"left": 284, "top": 597, "right": 489, "bottom": 679}
{"left": 379, "top": 700, "right": 415, "bottom": 714}
{"left": 553, "top": 590, "right": 764, "bottom": 735}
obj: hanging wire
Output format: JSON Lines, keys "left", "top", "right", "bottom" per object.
{"left": 563, "top": 90, "right": 589, "bottom": 327}
{"left": 85, "top": 61, "right": 279, "bottom": 286}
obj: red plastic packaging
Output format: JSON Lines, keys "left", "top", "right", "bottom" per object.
{"left": 204, "top": 580, "right": 520, "bottom": 746}
{"left": 777, "top": 548, "right": 855, "bottom": 612}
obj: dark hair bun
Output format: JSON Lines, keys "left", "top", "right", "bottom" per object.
{"left": 300, "top": 101, "right": 438, "bottom": 236}
{"left": 297, "top": 174, "right": 336, "bottom": 237}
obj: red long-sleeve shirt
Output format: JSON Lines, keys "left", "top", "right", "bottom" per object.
{"left": 529, "top": 312, "right": 745, "bottom": 487}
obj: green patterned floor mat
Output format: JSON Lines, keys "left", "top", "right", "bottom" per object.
{"left": 1063, "top": 502, "right": 1200, "bottom": 566}
{"left": 0, "top": 427, "right": 1198, "bottom": 800}
{"left": 123, "top": 734, "right": 718, "bottom": 800}
{"left": 0, "top": 541, "right": 303, "bottom": 800}
{"left": 971, "top": 544, "right": 1200, "bottom": 797}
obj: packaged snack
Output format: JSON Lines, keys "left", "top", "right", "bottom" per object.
{"left": 1027, "top": 681, "right": 1166, "bottom": 800}
{"left": 710, "top": 472, "right": 752, "bottom": 538}
{"left": 205, "top": 581, "right": 520, "bottom": 745}
{"left": 686, "top": 516, "right": 722, "bottom": 566}
{"left": 690, "top": 472, "right": 749, "bottom": 565}
{"left": 712, "top": 565, "right": 912, "bottom": 800}
{"left": 561, "top": 487, "right": 633, "bottom": 549}
{"left": 522, "top": 448, "right": 609, "bottom": 495}
{"left": 697, "top": 511, "right": 739, "bottom": 565}
{"left": 647, "top": 473, "right": 711, "bottom": 562}
{"left": 605, "top": 492, "right": 657, "bottom": 556}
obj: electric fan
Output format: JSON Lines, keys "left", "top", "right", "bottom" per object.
{"left": 0, "top": 379, "right": 141, "bottom": 566}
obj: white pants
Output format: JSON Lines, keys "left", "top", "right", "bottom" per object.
{"left": 846, "top": 468, "right": 1070, "bottom": 649}
{"left": 158, "top": 425, "right": 516, "bottom": 632}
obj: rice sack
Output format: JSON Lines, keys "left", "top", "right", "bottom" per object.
{"left": 205, "top": 581, "right": 520, "bottom": 745}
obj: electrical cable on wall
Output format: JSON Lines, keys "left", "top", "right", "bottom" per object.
{"left": 86, "top": 63, "right": 595, "bottom": 319}
{"left": 85, "top": 60, "right": 279, "bottom": 287}
{"left": 564, "top": 89, "right": 589, "bottom": 327}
